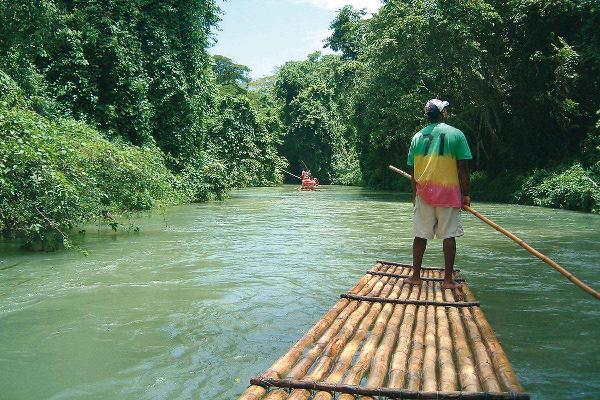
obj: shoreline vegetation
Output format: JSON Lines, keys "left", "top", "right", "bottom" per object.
{"left": 1, "top": 1, "right": 599, "bottom": 251}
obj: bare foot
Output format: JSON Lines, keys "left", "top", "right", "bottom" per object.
{"left": 441, "top": 280, "right": 462, "bottom": 290}
{"left": 404, "top": 276, "right": 423, "bottom": 286}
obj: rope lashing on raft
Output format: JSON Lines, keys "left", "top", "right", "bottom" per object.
{"left": 377, "top": 260, "right": 461, "bottom": 272}
{"left": 389, "top": 164, "right": 600, "bottom": 301}
{"left": 340, "top": 293, "right": 481, "bottom": 307}
{"left": 367, "top": 270, "right": 466, "bottom": 282}
{"left": 249, "top": 377, "right": 530, "bottom": 399}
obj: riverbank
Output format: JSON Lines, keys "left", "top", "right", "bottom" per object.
{"left": 471, "top": 163, "right": 600, "bottom": 214}
{"left": 2, "top": 135, "right": 598, "bottom": 252}
{"left": 0, "top": 105, "right": 223, "bottom": 250}
{"left": 1, "top": 82, "right": 597, "bottom": 251}
{"left": 0, "top": 94, "right": 281, "bottom": 250}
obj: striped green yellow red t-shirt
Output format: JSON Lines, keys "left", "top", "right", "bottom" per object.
{"left": 407, "top": 123, "right": 472, "bottom": 208}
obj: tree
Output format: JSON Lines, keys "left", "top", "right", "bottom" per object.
{"left": 351, "top": 0, "right": 508, "bottom": 186}
{"left": 325, "top": 5, "right": 367, "bottom": 60}
{"left": 0, "top": 0, "right": 221, "bottom": 161}
{"left": 274, "top": 52, "right": 361, "bottom": 184}
{"left": 212, "top": 54, "right": 251, "bottom": 93}
{"left": 207, "top": 95, "right": 286, "bottom": 187}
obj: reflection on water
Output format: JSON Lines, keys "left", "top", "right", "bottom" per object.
{"left": 0, "top": 185, "right": 599, "bottom": 399}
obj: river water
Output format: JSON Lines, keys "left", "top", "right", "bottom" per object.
{"left": 0, "top": 186, "right": 599, "bottom": 399}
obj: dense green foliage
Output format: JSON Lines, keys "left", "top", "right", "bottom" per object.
{"left": 2, "top": 0, "right": 600, "bottom": 249}
{"left": 515, "top": 164, "right": 599, "bottom": 213}
{"left": 212, "top": 54, "right": 251, "bottom": 95}
{"left": 207, "top": 95, "right": 286, "bottom": 187}
{"left": 0, "top": 1, "right": 286, "bottom": 247}
{"left": 0, "top": 105, "right": 180, "bottom": 248}
{"left": 324, "top": 6, "right": 367, "bottom": 60}
{"left": 272, "top": 53, "right": 361, "bottom": 185}
{"left": 0, "top": 0, "right": 220, "bottom": 159}
{"left": 350, "top": 0, "right": 600, "bottom": 195}
{"left": 266, "top": 1, "right": 599, "bottom": 211}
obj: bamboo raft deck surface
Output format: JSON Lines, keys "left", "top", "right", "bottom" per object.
{"left": 239, "top": 261, "right": 529, "bottom": 400}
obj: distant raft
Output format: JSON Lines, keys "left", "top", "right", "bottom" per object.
{"left": 300, "top": 178, "right": 319, "bottom": 191}
{"left": 239, "top": 260, "right": 529, "bottom": 400}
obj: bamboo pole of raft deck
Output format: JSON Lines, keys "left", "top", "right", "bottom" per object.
{"left": 387, "top": 280, "right": 423, "bottom": 389}
{"left": 310, "top": 279, "right": 412, "bottom": 400}
{"left": 422, "top": 273, "right": 439, "bottom": 391}
{"left": 281, "top": 274, "right": 402, "bottom": 400}
{"left": 239, "top": 271, "right": 381, "bottom": 400}
{"left": 455, "top": 292, "right": 503, "bottom": 392}
{"left": 388, "top": 164, "right": 600, "bottom": 301}
{"left": 461, "top": 284, "right": 525, "bottom": 392}
{"left": 338, "top": 281, "right": 413, "bottom": 400}
{"left": 337, "top": 281, "right": 421, "bottom": 400}
{"left": 432, "top": 272, "right": 459, "bottom": 391}
{"left": 354, "top": 283, "right": 415, "bottom": 400}
{"left": 444, "top": 284, "right": 481, "bottom": 391}
{"left": 262, "top": 389, "right": 288, "bottom": 400}
{"left": 404, "top": 283, "right": 428, "bottom": 391}
{"left": 278, "top": 273, "right": 394, "bottom": 381}
{"left": 261, "top": 270, "right": 401, "bottom": 400}
{"left": 336, "top": 283, "right": 415, "bottom": 400}
{"left": 299, "top": 273, "right": 404, "bottom": 399}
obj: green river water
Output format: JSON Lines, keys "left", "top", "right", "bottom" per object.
{"left": 1, "top": 186, "right": 599, "bottom": 399}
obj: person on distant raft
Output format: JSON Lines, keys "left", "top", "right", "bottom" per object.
{"left": 405, "top": 99, "right": 472, "bottom": 289}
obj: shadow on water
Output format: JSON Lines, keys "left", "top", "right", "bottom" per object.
{"left": 0, "top": 262, "right": 21, "bottom": 271}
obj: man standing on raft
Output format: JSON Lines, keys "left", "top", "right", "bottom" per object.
{"left": 405, "top": 99, "right": 472, "bottom": 289}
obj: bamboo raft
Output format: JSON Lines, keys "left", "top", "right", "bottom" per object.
{"left": 239, "top": 260, "right": 529, "bottom": 400}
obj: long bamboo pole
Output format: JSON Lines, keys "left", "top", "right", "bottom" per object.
{"left": 388, "top": 281, "right": 422, "bottom": 388}
{"left": 337, "top": 282, "right": 409, "bottom": 400}
{"left": 282, "top": 275, "right": 391, "bottom": 380}
{"left": 422, "top": 272, "right": 439, "bottom": 392}
{"left": 388, "top": 164, "right": 600, "bottom": 301}
{"left": 259, "top": 297, "right": 379, "bottom": 399}
{"left": 460, "top": 306, "right": 502, "bottom": 392}
{"left": 405, "top": 285, "right": 427, "bottom": 391}
{"left": 356, "top": 284, "right": 413, "bottom": 400}
{"left": 443, "top": 284, "right": 481, "bottom": 392}
{"left": 281, "top": 169, "right": 302, "bottom": 180}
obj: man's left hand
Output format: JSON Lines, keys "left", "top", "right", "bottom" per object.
{"left": 462, "top": 195, "right": 471, "bottom": 208}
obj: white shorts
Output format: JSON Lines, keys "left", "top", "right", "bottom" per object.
{"left": 413, "top": 195, "right": 464, "bottom": 240}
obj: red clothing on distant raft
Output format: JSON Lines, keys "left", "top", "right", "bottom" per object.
{"left": 407, "top": 123, "right": 472, "bottom": 208}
